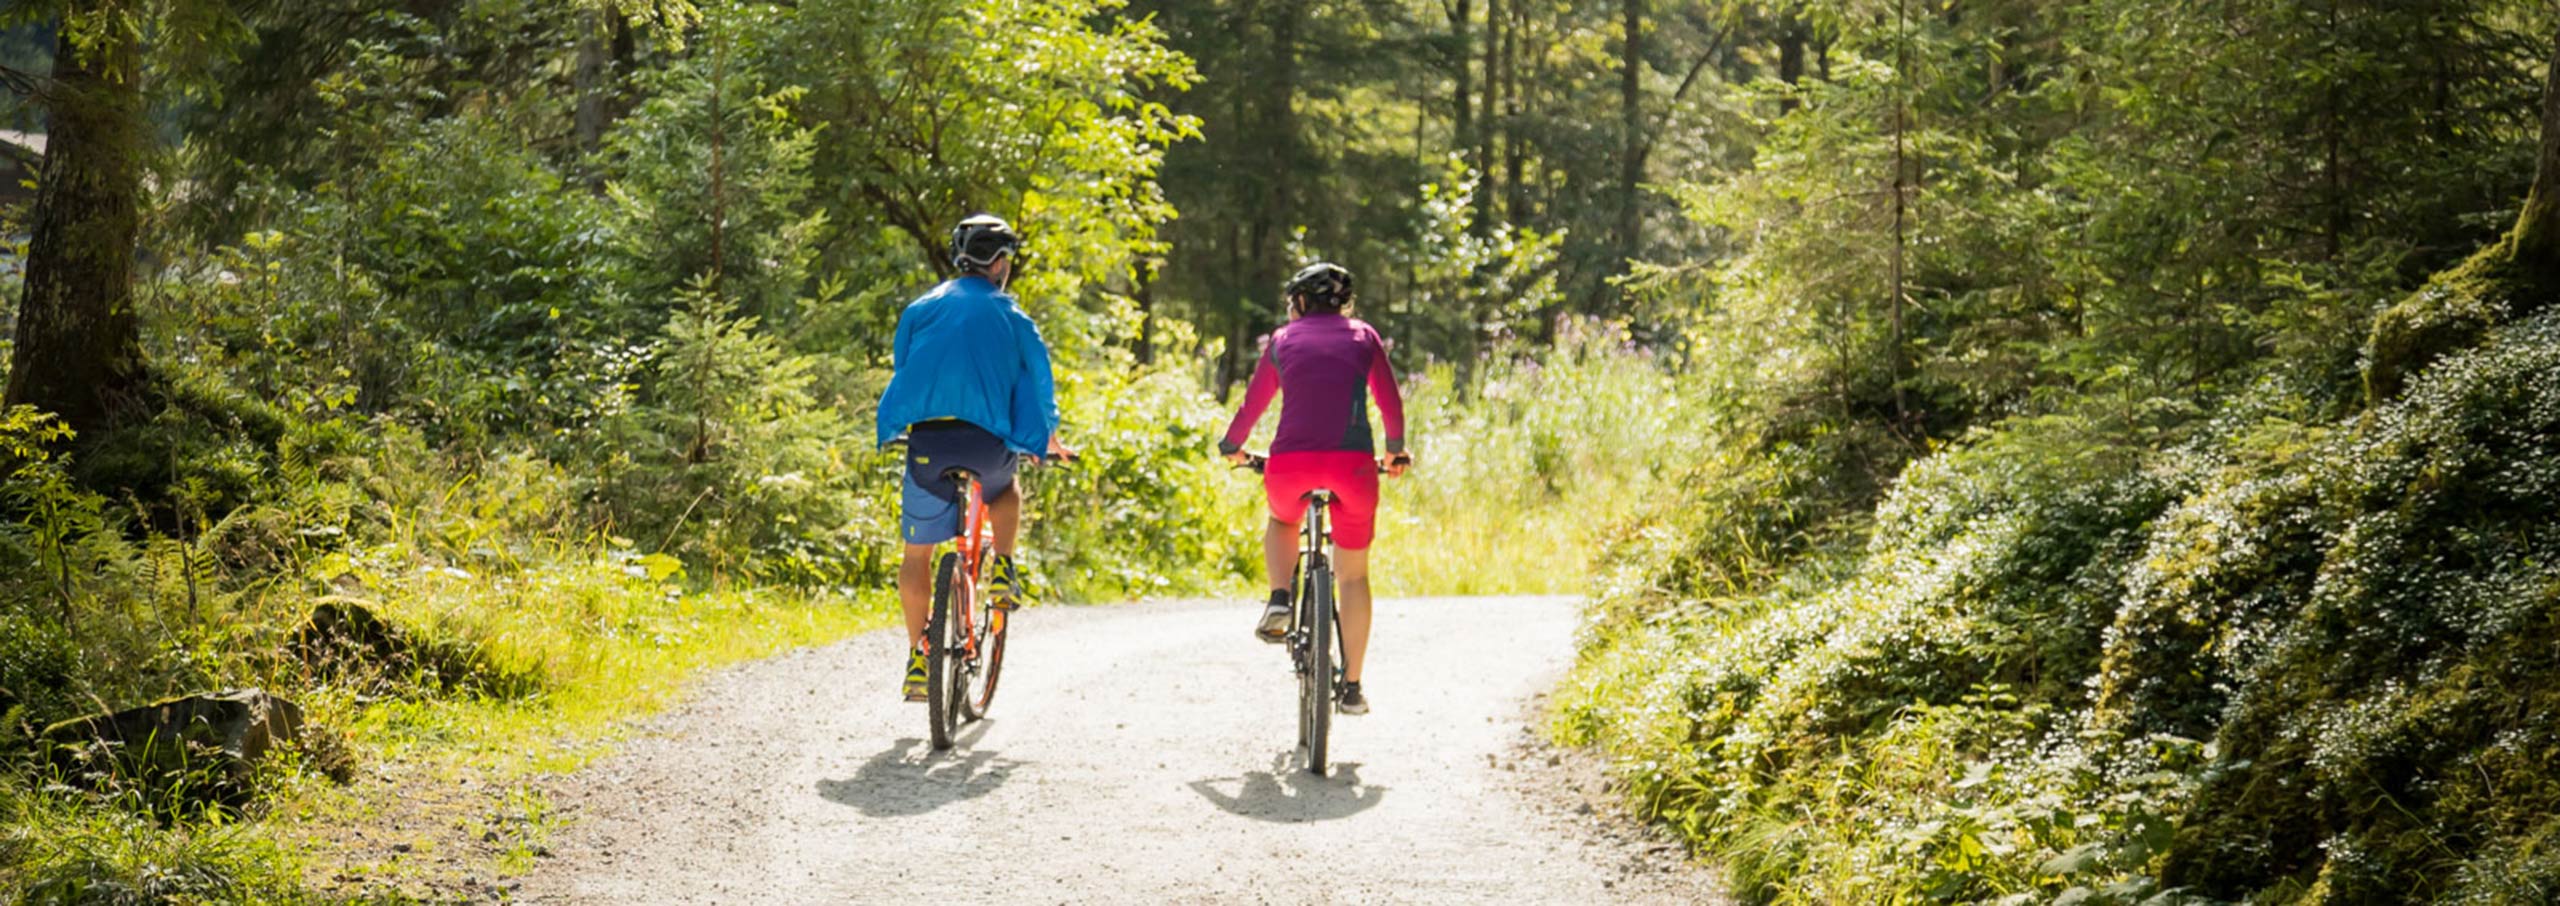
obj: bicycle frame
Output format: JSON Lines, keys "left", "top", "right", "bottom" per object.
{"left": 1291, "top": 492, "right": 1340, "bottom": 655}
{"left": 946, "top": 469, "right": 993, "bottom": 660}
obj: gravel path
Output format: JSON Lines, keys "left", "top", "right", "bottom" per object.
{"left": 521, "top": 596, "right": 1724, "bottom": 904}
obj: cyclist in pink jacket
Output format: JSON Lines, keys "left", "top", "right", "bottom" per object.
{"left": 1219, "top": 263, "right": 1411, "bottom": 715}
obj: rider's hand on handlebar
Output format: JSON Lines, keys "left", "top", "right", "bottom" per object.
{"left": 1381, "top": 451, "right": 1413, "bottom": 478}
{"left": 1043, "top": 434, "right": 1079, "bottom": 465}
{"left": 1223, "top": 449, "right": 1255, "bottom": 467}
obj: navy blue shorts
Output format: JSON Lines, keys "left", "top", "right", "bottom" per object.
{"left": 898, "top": 421, "right": 1018, "bottom": 545}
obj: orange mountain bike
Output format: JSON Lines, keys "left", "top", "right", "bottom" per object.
{"left": 924, "top": 464, "right": 1007, "bottom": 751}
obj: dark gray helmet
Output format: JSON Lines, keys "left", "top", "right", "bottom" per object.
{"left": 950, "top": 213, "right": 1021, "bottom": 273}
{"left": 1286, "top": 262, "right": 1353, "bottom": 307}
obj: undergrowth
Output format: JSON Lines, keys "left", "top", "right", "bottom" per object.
{"left": 1557, "top": 253, "right": 2560, "bottom": 903}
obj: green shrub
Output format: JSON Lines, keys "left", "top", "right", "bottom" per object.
{"left": 1556, "top": 403, "right": 2192, "bottom": 902}
{"left": 0, "top": 611, "right": 82, "bottom": 748}
{"left": 1028, "top": 360, "right": 1257, "bottom": 601}
{"left": 590, "top": 289, "right": 896, "bottom": 587}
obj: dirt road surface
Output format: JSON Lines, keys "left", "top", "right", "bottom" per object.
{"left": 521, "top": 596, "right": 1723, "bottom": 904}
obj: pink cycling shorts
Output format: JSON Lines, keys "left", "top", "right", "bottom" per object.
{"left": 1264, "top": 451, "right": 1382, "bottom": 549}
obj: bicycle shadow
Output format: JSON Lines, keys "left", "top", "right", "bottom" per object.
{"left": 814, "top": 727, "right": 1016, "bottom": 819}
{"left": 1187, "top": 754, "right": 1386, "bottom": 824}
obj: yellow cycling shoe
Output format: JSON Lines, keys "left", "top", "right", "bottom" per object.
{"left": 985, "top": 554, "right": 1030, "bottom": 611}
{"left": 902, "top": 649, "right": 928, "bottom": 702}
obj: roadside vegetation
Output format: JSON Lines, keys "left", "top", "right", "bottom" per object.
{"left": 1553, "top": 2, "right": 2560, "bottom": 904}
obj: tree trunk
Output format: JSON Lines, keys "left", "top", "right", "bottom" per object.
{"left": 1474, "top": 0, "right": 1501, "bottom": 235}
{"left": 1614, "top": 0, "right": 1645, "bottom": 279}
{"left": 6, "top": 8, "right": 148, "bottom": 438}
{"left": 574, "top": 7, "right": 613, "bottom": 162}
{"left": 1501, "top": 1, "right": 1523, "bottom": 225}
{"left": 1778, "top": 15, "right": 1806, "bottom": 113}
{"left": 706, "top": 11, "right": 729, "bottom": 296}
{"left": 1451, "top": 0, "right": 1474, "bottom": 170}
{"left": 1887, "top": 0, "right": 1910, "bottom": 424}
{"left": 1254, "top": 0, "right": 1303, "bottom": 290}
{"left": 2514, "top": 23, "right": 2560, "bottom": 275}
{"left": 2320, "top": 1, "right": 2345, "bottom": 261}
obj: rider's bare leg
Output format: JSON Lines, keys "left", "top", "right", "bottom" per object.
{"left": 1263, "top": 516, "right": 1298, "bottom": 595}
{"left": 1336, "top": 547, "right": 1372, "bottom": 684}
{"left": 989, "top": 485, "right": 1021, "bottom": 558}
{"left": 899, "top": 543, "right": 934, "bottom": 650}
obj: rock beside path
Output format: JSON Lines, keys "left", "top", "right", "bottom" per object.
{"left": 45, "top": 688, "right": 307, "bottom": 805}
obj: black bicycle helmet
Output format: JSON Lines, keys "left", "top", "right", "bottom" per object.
{"left": 1285, "top": 262, "right": 1354, "bottom": 309}
{"left": 950, "top": 213, "right": 1021, "bottom": 273}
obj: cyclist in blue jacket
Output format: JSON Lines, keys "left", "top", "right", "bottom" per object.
{"left": 876, "top": 214, "right": 1071, "bottom": 701}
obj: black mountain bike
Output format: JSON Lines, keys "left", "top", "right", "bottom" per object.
{"left": 1241, "top": 452, "right": 1399, "bottom": 777}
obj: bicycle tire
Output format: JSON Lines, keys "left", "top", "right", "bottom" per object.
{"left": 1292, "top": 557, "right": 1318, "bottom": 754}
{"left": 1293, "top": 588, "right": 1312, "bottom": 755}
{"left": 926, "top": 551, "right": 960, "bottom": 750}
{"left": 1303, "top": 563, "right": 1335, "bottom": 777}
{"left": 960, "top": 573, "right": 1006, "bottom": 721}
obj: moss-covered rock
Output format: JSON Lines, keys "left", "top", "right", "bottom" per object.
{"left": 2363, "top": 239, "right": 2559, "bottom": 407}
{"left": 289, "top": 598, "right": 523, "bottom": 697}
{"left": 2363, "top": 242, "right": 2514, "bottom": 406}
{"left": 2164, "top": 308, "right": 2560, "bottom": 901}
{"left": 41, "top": 689, "right": 305, "bottom": 810}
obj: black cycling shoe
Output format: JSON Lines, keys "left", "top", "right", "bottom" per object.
{"left": 1337, "top": 681, "right": 1369, "bottom": 715}
{"left": 1255, "top": 602, "right": 1292, "bottom": 643}
{"left": 1255, "top": 589, "right": 1293, "bottom": 643}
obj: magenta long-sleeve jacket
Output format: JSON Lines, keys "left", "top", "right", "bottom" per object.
{"left": 1218, "top": 312, "right": 1406, "bottom": 457}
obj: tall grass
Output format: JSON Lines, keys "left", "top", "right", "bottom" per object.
{"left": 0, "top": 783, "right": 319, "bottom": 906}
{"left": 1373, "top": 322, "right": 1710, "bottom": 597}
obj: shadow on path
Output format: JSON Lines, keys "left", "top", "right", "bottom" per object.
{"left": 1188, "top": 754, "right": 1386, "bottom": 824}
{"left": 815, "top": 727, "right": 1017, "bottom": 818}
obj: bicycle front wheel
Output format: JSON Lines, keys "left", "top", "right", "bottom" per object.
{"left": 1300, "top": 565, "right": 1335, "bottom": 777}
{"left": 926, "top": 552, "right": 960, "bottom": 750}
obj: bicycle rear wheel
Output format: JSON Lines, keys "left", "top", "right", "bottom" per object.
{"left": 1300, "top": 564, "right": 1335, "bottom": 777}
{"left": 926, "top": 552, "right": 960, "bottom": 750}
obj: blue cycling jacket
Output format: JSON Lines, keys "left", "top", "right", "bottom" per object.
{"left": 873, "top": 275, "right": 1060, "bottom": 455}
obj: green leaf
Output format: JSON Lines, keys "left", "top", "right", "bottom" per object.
{"left": 2040, "top": 842, "right": 2106, "bottom": 876}
{"left": 639, "top": 553, "right": 686, "bottom": 583}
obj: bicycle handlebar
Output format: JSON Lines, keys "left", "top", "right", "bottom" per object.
{"left": 882, "top": 434, "right": 1075, "bottom": 468}
{"left": 1232, "top": 451, "right": 1411, "bottom": 476}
